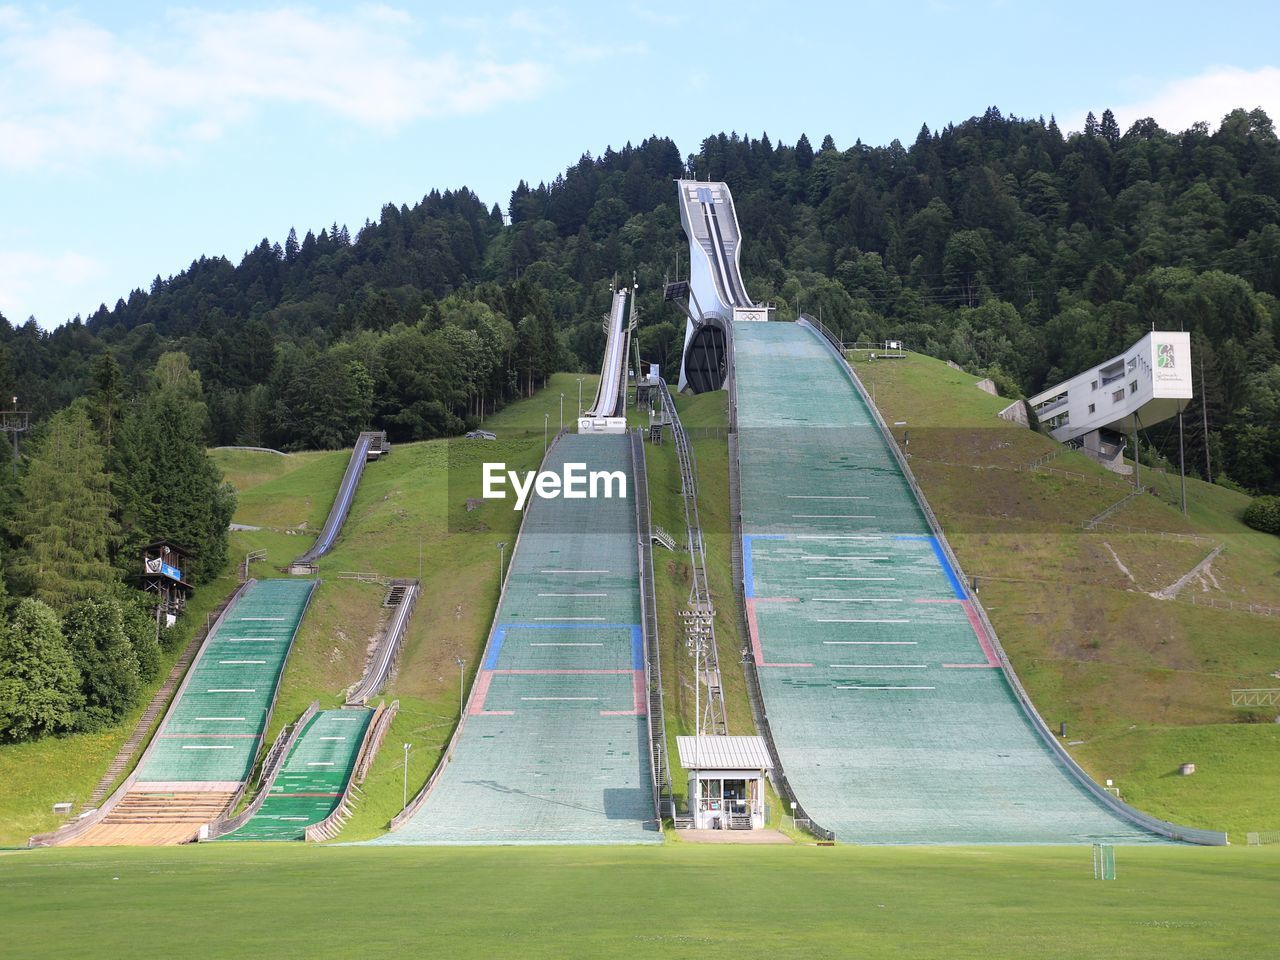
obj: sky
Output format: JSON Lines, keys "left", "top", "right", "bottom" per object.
{"left": 3, "top": 0, "right": 1280, "bottom": 331}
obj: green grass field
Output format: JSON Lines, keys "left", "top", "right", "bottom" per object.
{"left": 2, "top": 844, "right": 1278, "bottom": 958}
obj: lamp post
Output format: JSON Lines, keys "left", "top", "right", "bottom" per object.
{"left": 497, "top": 541, "right": 507, "bottom": 583}
{"left": 576, "top": 377, "right": 584, "bottom": 416}
{"left": 402, "top": 742, "right": 411, "bottom": 808}
{"left": 544, "top": 413, "right": 549, "bottom": 456}
{"left": 559, "top": 392, "right": 564, "bottom": 432}
{"left": 454, "top": 655, "right": 466, "bottom": 711}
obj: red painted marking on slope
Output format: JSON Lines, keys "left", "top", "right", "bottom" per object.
{"left": 747, "top": 598, "right": 815, "bottom": 668}
{"left": 468, "top": 670, "right": 494, "bottom": 716}
{"left": 913, "top": 598, "right": 964, "bottom": 604}
{"left": 942, "top": 664, "right": 999, "bottom": 669}
{"left": 274, "top": 792, "right": 342, "bottom": 798}
{"left": 962, "top": 601, "right": 1001, "bottom": 666}
{"left": 158, "top": 733, "right": 258, "bottom": 739}
{"left": 601, "top": 671, "right": 648, "bottom": 716}
{"left": 746, "top": 598, "right": 765, "bottom": 666}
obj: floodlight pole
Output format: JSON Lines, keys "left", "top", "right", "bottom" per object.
{"left": 497, "top": 541, "right": 506, "bottom": 583}
{"left": 559, "top": 393, "right": 564, "bottom": 433}
{"left": 577, "top": 377, "right": 584, "bottom": 416}
{"left": 454, "top": 655, "right": 466, "bottom": 711}
{"left": 402, "top": 742, "right": 411, "bottom": 808}
{"left": 544, "top": 413, "right": 549, "bottom": 456}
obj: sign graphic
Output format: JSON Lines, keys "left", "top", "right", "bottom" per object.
{"left": 144, "top": 556, "right": 183, "bottom": 580}
{"left": 1157, "top": 343, "right": 1175, "bottom": 368}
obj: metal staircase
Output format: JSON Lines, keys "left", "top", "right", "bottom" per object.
{"left": 651, "top": 525, "right": 677, "bottom": 551}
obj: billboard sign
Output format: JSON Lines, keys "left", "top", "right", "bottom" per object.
{"left": 145, "top": 556, "right": 184, "bottom": 581}
{"left": 1151, "top": 332, "right": 1192, "bottom": 398}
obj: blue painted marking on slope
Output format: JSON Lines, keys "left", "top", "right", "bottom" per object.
{"left": 894, "top": 534, "right": 964, "bottom": 599}
{"left": 741, "top": 534, "right": 786, "bottom": 599}
{"left": 484, "top": 623, "right": 643, "bottom": 670}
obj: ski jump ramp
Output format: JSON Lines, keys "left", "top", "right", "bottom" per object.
{"left": 372, "top": 434, "right": 658, "bottom": 844}
{"left": 697, "top": 179, "right": 1222, "bottom": 844}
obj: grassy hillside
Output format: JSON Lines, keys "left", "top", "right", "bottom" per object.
{"left": 3, "top": 844, "right": 1277, "bottom": 958}
{"left": 221, "top": 373, "right": 601, "bottom": 839}
{"left": 855, "top": 351, "right": 1280, "bottom": 840}
{"left": 0, "top": 376, "right": 595, "bottom": 846}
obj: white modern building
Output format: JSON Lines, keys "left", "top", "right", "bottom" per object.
{"left": 1027, "top": 331, "right": 1193, "bottom": 468}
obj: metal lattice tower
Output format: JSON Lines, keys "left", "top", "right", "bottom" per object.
{"left": 0, "top": 399, "right": 30, "bottom": 477}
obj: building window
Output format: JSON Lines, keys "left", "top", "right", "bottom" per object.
{"left": 1088, "top": 403, "right": 1095, "bottom": 414}
{"left": 1129, "top": 380, "right": 1138, "bottom": 394}
{"left": 1113, "top": 390, "right": 1125, "bottom": 403}
{"left": 1091, "top": 380, "right": 1098, "bottom": 391}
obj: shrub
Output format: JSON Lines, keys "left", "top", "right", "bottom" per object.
{"left": 1242, "top": 495, "right": 1280, "bottom": 535}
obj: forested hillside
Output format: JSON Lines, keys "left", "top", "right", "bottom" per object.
{"left": 3, "top": 107, "right": 1278, "bottom": 490}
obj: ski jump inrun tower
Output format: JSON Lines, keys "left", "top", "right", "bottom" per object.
{"left": 672, "top": 180, "right": 771, "bottom": 393}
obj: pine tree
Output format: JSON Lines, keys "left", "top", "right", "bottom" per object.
{"left": 795, "top": 133, "right": 814, "bottom": 171}
{"left": 0, "top": 598, "right": 82, "bottom": 741}
{"left": 63, "top": 596, "right": 140, "bottom": 729}
{"left": 113, "top": 385, "right": 235, "bottom": 583}
{"left": 9, "top": 402, "right": 119, "bottom": 611}
{"left": 1100, "top": 108, "right": 1120, "bottom": 146}
{"left": 89, "top": 352, "right": 123, "bottom": 453}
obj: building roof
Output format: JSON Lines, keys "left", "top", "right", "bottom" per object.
{"left": 676, "top": 735, "right": 773, "bottom": 771}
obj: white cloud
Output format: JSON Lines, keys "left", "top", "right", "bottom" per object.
{"left": 0, "top": 6, "right": 552, "bottom": 170}
{"left": 1068, "top": 66, "right": 1280, "bottom": 135}
{"left": 0, "top": 250, "right": 106, "bottom": 326}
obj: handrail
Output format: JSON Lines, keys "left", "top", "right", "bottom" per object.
{"left": 353, "top": 700, "right": 398, "bottom": 785}
{"left": 29, "top": 579, "right": 256, "bottom": 847}
{"left": 389, "top": 430, "right": 569, "bottom": 830}
{"left": 630, "top": 429, "right": 670, "bottom": 821}
{"left": 799, "top": 314, "right": 1226, "bottom": 845}
{"left": 346, "top": 581, "right": 419, "bottom": 705}
{"left": 306, "top": 701, "right": 396, "bottom": 842}
{"left": 204, "top": 701, "right": 320, "bottom": 840}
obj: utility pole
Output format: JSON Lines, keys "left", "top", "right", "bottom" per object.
{"left": 1199, "top": 351, "right": 1211, "bottom": 483}
{"left": 1, "top": 397, "right": 30, "bottom": 478}
{"left": 1178, "top": 409, "right": 1187, "bottom": 516}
